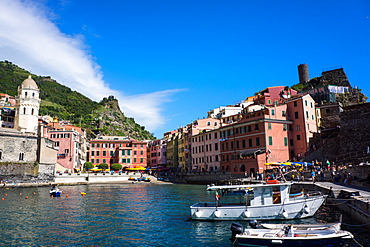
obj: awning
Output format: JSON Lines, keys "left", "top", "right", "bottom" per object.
{"left": 125, "top": 166, "right": 146, "bottom": 171}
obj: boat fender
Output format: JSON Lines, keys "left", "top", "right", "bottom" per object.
{"left": 214, "top": 210, "right": 221, "bottom": 218}
{"left": 303, "top": 205, "right": 310, "bottom": 214}
{"left": 194, "top": 210, "right": 202, "bottom": 218}
{"left": 243, "top": 210, "right": 251, "bottom": 218}
{"left": 281, "top": 210, "right": 288, "bottom": 218}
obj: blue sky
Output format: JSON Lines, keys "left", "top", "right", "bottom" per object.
{"left": 0, "top": 0, "right": 369, "bottom": 138}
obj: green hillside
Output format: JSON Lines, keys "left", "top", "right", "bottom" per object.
{"left": 0, "top": 60, "right": 155, "bottom": 140}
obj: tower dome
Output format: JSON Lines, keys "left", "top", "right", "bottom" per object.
{"left": 21, "top": 75, "right": 38, "bottom": 89}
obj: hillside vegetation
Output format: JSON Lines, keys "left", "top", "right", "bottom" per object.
{"left": 0, "top": 60, "right": 155, "bottom": 140}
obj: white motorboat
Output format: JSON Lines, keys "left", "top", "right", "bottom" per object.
{"left": 190, "top": 181, "right": 325, "bottom": 221}
{"left": 50, "top": 187, "right": 62, "bottom": 197}
{"left": 230, "top": 222, "right": 353, "bottom": 246}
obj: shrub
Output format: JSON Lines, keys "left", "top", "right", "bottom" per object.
{"left": 111, "top": 163, "right": 122, "bottom": 171}
{"left": 84, "top": 162, "right": 94, "bottom": 170}
{"left": 99, "top": 163, "right": 109, "bottom": 170}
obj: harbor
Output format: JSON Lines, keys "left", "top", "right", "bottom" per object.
{"left": 0, "top": 183, "right": 369, "bottom": 246}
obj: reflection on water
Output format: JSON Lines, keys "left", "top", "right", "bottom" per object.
{"left": 0, "top": 184, "right": 368, "bottom": 246}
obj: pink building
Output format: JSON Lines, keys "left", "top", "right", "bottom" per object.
{"left": 254, "top": 86, "right": 298, "bottom": 106}
{"left": 191, "top": 128, "right": 221, "bottom": 172}
{"left": 286, "top": 94, "right": 317, "bottom": 159}
{"left": 43, "top": 122, "right": 85, "bottom": 173}
{"left": 219, "top": 105, "right": 290, "bottom": 176}
{"left": 89, "top": 136, "right": 147, "bottom": 169}
{"left": 148, "top": 139, "right": 167, "bottom": 167}
{"left": 219, "top": 94, "right": 316, "bottom": 176}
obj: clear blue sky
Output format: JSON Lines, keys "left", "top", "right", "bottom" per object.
{"left": 1, "top": 0, "right": 369, "bottom": 138}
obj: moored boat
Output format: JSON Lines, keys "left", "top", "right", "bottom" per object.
{"left": 50, "top": 186, "right": 62, "bottom": 197}
{"left": 230, "top": 222, "right": 353, "bottom": 246}
{"left": 190, "top": 182, "right": 325, "bottom": 221}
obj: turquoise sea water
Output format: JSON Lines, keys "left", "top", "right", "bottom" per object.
{"left": 0, "top": 183, "right": 368, "bottom": 246}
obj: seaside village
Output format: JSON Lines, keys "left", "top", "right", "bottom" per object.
{"left": 1, "top": 64, "right": 370, "bottom": 186}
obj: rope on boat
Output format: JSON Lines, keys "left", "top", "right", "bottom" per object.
{"left": 341, "top": 222, "right": 370, "bottom": 227}
{"left": 350, "top": 235, "right": 364, "bottom": 247}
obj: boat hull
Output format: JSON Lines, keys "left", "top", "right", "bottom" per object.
{"left": 234, "top": 233, "right": 351, "bottom": 247}
{"left": 190, "top": 196, "right": 325, "bottom": 221}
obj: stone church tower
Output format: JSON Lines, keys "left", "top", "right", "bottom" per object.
{"left": 14, "top": 75, "right": 41, "bottom": 134}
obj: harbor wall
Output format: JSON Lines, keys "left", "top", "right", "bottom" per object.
{"left": 54, "top": 172, "right": 143, "bottom": 184}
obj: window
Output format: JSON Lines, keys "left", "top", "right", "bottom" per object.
{"left": 305, "top": 100, "right": 308, "bottom": 106}
{"left": 248, "top": 126, "right": 252, "bottom": 132}
{"left": 294, "top": 101, "right": 297, "bottom": 107}
{"left": 127, "top": 150, "right": 131, "bottom": 155}
{"left": 96, "top": 151, "right": 100, "bottom": 156}
{"left": 140, "top": 151, "right": 144, "bottom": 155}
{"left": 294, "top": 112, "right": 299, "bottom": 119}
{"left": 296, "top": 125, "right": 300, "bottom": 131}
{"left": 311, "top": 102, "right": 313, "bottom": 108}
{"left": 271, "top": 109, "right": 275, "bottom": 115}
{"left": 140, "top": 158, "right": 144, "bottom": 163}
{"left": 297, "top": 135, "right": 301, "bottom": 140}
{"left": 0, "top": 150, "right": 2, "bottom": 159}
{"left": 110, "top": 151, "right": 114, "bottom": 156}
{"left": 134, "top": 158, "right": 137, "bottom": 163}
{"left": 122, "top": 150, "right": 125, "bottom": 155}
{"left": 122, "top": 158, "right": 127, "bottom": 163}
{"left": 269, "top": 136, "right": 272, "bottom": 146}
{"left": 255, "top": 124, "right": 259, "bottom": 131}
{"left": 214, "top": 133, "right": 218, "bottom": 139}
{"left": 54, "top": 141, "right": 60, "bottom": 147}
{"left": 31, "top": 108, "right": 34, "bottom": 115}
{"left": 268, "top": 99, "right": 271, "bottom": 105}
{"left": 256, "top": 137, "right": 260, "bottom": 146}
{"left": 207, "top": 122, "right": 210, "bottom": 126}
{"left": 326, "top": 109, "right": 330, "bottom": 113}
{"left": 236, "top": 141, "right": 239, "bottom": 149}
{"left": 249, "top": 139, "right": 253, "bottom": 147}
{"left": 290, "top": 139, "right": 294, "bottom": 146}
{"left": 268, "top": 123, "right": 272, "bottom": 130}
{"left": 284, "top": 137, "right": 288, "bottom": 146}
{"left": 282, "top": 111, "right": 286, "bottom": 116}
{"left": 91, "top": 151, "right": 95, "bottom": 156}
{"left": 283, "top": 124, "right": 287, "bottom": 131}
{"left": 103, "top": 151, "right": 107, "bottom": 156}
{"left": 65, "top": 149, "right": 69, "bottom": 154}
{"left": 23, "top": 107, "right": 26, "bottom": 114}
{"left": 91, "top": 143, "right": 95, "bottom": 148}
{"left": 134, "top": 151, "right": 137, "bottom": 155}
{"left": 215, "top": 143, "right": 218, "bottom": 151}
{"left": 306, "top": 111, "right": 309, "bottom": 119}
{"left": 103, "top": 159, "right": 106, "bottom": 163}
{"left": 96, "top": 159, "right": 100, "bottom": 164}
{"left": 242, "top": 139, "right": 246, "bottom": 148}
{"left": 214, "top": 122, "right": 218, "bottom": 126}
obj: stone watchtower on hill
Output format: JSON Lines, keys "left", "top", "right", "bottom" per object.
{"left": 14, "top": 75, "right": 40, "bottom": 134}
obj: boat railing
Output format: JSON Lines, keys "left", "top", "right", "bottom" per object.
{"left": 191, "top": 202, "right": 246, "bottom": 207}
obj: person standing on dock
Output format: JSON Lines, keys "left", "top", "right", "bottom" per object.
{"left": 311, "top": 170, "right": 316, "bottom": 183}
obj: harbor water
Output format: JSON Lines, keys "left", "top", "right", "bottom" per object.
{"left": 0, "top": 183, "right": 369, "bottom": 246}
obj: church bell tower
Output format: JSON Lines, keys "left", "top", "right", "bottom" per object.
{"left": 14, "top": 75, "right": 41, "bottom": 134}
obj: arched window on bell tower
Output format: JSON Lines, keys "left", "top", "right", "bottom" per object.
{"left": 31, "top": 108, "right": 34, "bottom": 115}
{"left": 23, "top": 107, "right": 26, "bottom": 114}
{"left": 19, "top": 152, "right": 24, "bottom": 161}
